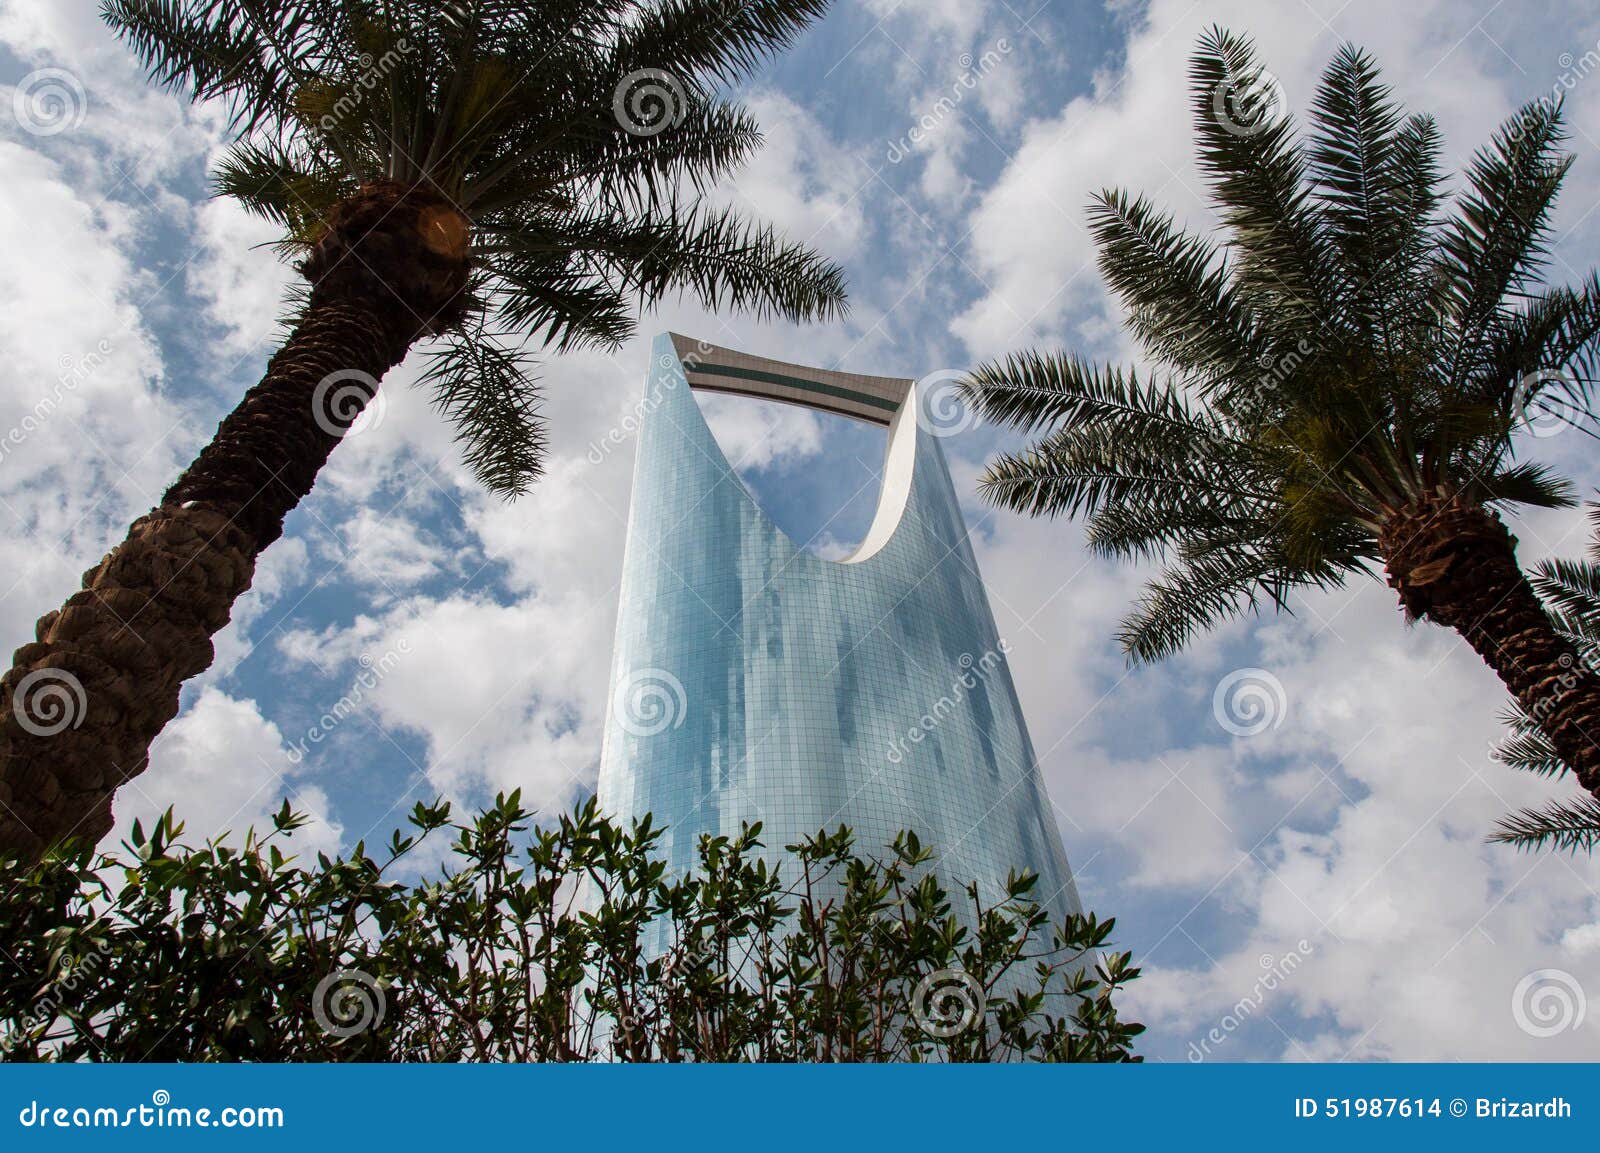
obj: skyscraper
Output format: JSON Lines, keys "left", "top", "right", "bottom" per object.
{"left": 597, "top": 333, "right": 1079, "bottom": 920}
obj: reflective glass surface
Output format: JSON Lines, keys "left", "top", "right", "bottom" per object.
{"left": 598, "top": 334, "right": 1080, "bottom": 922}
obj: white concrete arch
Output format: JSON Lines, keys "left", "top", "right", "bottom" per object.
{"left": 668, "top": 333, "right": 922, "bottom": 567}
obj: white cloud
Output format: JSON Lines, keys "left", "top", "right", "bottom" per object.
{"left": 697, "top": 391, "right": 824, "bottom": 472}
{"left": 118, "top": 687, "right": 342, "bottom": 858}
{"left": 952, "top": 0, "right": 1600, "bottom": 358}
{"left": 187, "top": 194, "right": 295, "bottom": 357}
{"left": 276, "top": 592, "right": 608, "bottom": 822}
{"left": 0, "top": 141, "right": 188, "bottom": 647}
{"left": 993, "top": 510, "right": 1600, "bottom": 1059}
{"left": 316, "top": 505, "right": 455, "bottom": 595}
{"left": 715, "top": 90, "right": 869, "bottom": 255}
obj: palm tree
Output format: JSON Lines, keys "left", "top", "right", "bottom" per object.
{"left": 0, "top": 0, "right": 846, "bottom": 860}
{"left": 962, "top": 29, "right": 1600, "bottom": 808}
{"left": 1492, "top": 504, "right": 1600, "bottom": 853}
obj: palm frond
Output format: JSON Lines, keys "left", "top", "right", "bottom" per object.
{"left": 1190, "top": 26, "right": 1344, "bottom": 340}
{"left": 1306, "top": 44, "right": 1434, "bottom": 368}
{"left": 1470, "top": 272, "right": 1600, "bottom": 426}
{"left": 106, "top": 0, "right": 847, "bottom": 504}
{"left": 416, "top": 330, "right": 545, "bottom": 498}
{"left": 611, "top": 0, "right": 832, "bottom": 89}
{"left": 963, "top": 352, "right": 1244, "bottom": 443}
{"left": 1436, "top": 98, "right": 1573, "bottom": 389}
{"left": 1085, "top": 189, "right": 1261, "bottom": 392}
{"left": 1529, "top": 554, "right": 1600, "bottom": 639}
{"left": 211, "top": 138, "right": 343, "bottom": 243}
{"left": 1474, "top": 460, "right": 1576, "bottom": 510}
{"left": 101, "top": 0, "right": 309, "bottom": 131}
{"left": 611, "top": 203, "right": 849, "bottom": 323}
{"left": 1494, "top": 710, "right": 1570, "bottom": 779}
{"left": 1118, "top": 543, "right": 1340, "bottom": 665}
{"left": 1489, "top": 794, "right": 1600, "bottom": 854}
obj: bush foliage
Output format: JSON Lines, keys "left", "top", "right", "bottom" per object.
{"left": 0, "top": 795, "right": 1141, "bottom": 1062}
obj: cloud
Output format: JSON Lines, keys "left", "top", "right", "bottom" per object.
{"left": 951, "top": 0, "right": 1600, "bottom": 358}
{"left": 275, "top": 592, "right": 608, "bottom": 823}
{"left": 698, "top": 391, "right": 824, "bottom": 472}
{"left": 187, "top": 194, "right": 296, "bottom": 358}
{"left": 0, "top": 140, "right": 188, "bottom": 647}
{"left": 117, "top": 687, "right": 342, "bottom": 858}
{"left": 714, "top": 90, "right": 869, "bottom": 255}
{"left": 996, "top": 520, "right": 1600, "bottom": 1059}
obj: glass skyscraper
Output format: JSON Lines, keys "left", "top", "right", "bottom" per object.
{"left": 597, "top": 333, "right": 1080, "bottom": 921}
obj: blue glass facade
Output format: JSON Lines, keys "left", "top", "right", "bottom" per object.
{"left": 597, "top": 333, "right": 1080, "bottom": 921}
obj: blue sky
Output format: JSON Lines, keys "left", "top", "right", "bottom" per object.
{"left": 3, "top": 0, "right": 1600, "bottom": 1061}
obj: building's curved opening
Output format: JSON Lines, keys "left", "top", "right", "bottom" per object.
{"left": 694, "top": 390, "right": 890, "bottom": 559}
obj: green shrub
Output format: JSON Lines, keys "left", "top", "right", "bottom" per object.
{"left": 0, "top": 794, "right": 1140, "bottom": 1062}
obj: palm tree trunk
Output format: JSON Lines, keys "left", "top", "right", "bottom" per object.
{"left": 0, "top": 180, "right": 468, "bottom": 860}
{"left": 1381, "top": 493, "right": 1600, "bottom": 798}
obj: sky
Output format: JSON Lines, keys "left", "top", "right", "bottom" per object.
{"left": 2, "top": 0, "right": 1600, "bottom": 1061}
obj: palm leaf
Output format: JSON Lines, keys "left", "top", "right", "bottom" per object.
{"left": 1489, "top": 795, "right": 1600, "bottom": 854}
